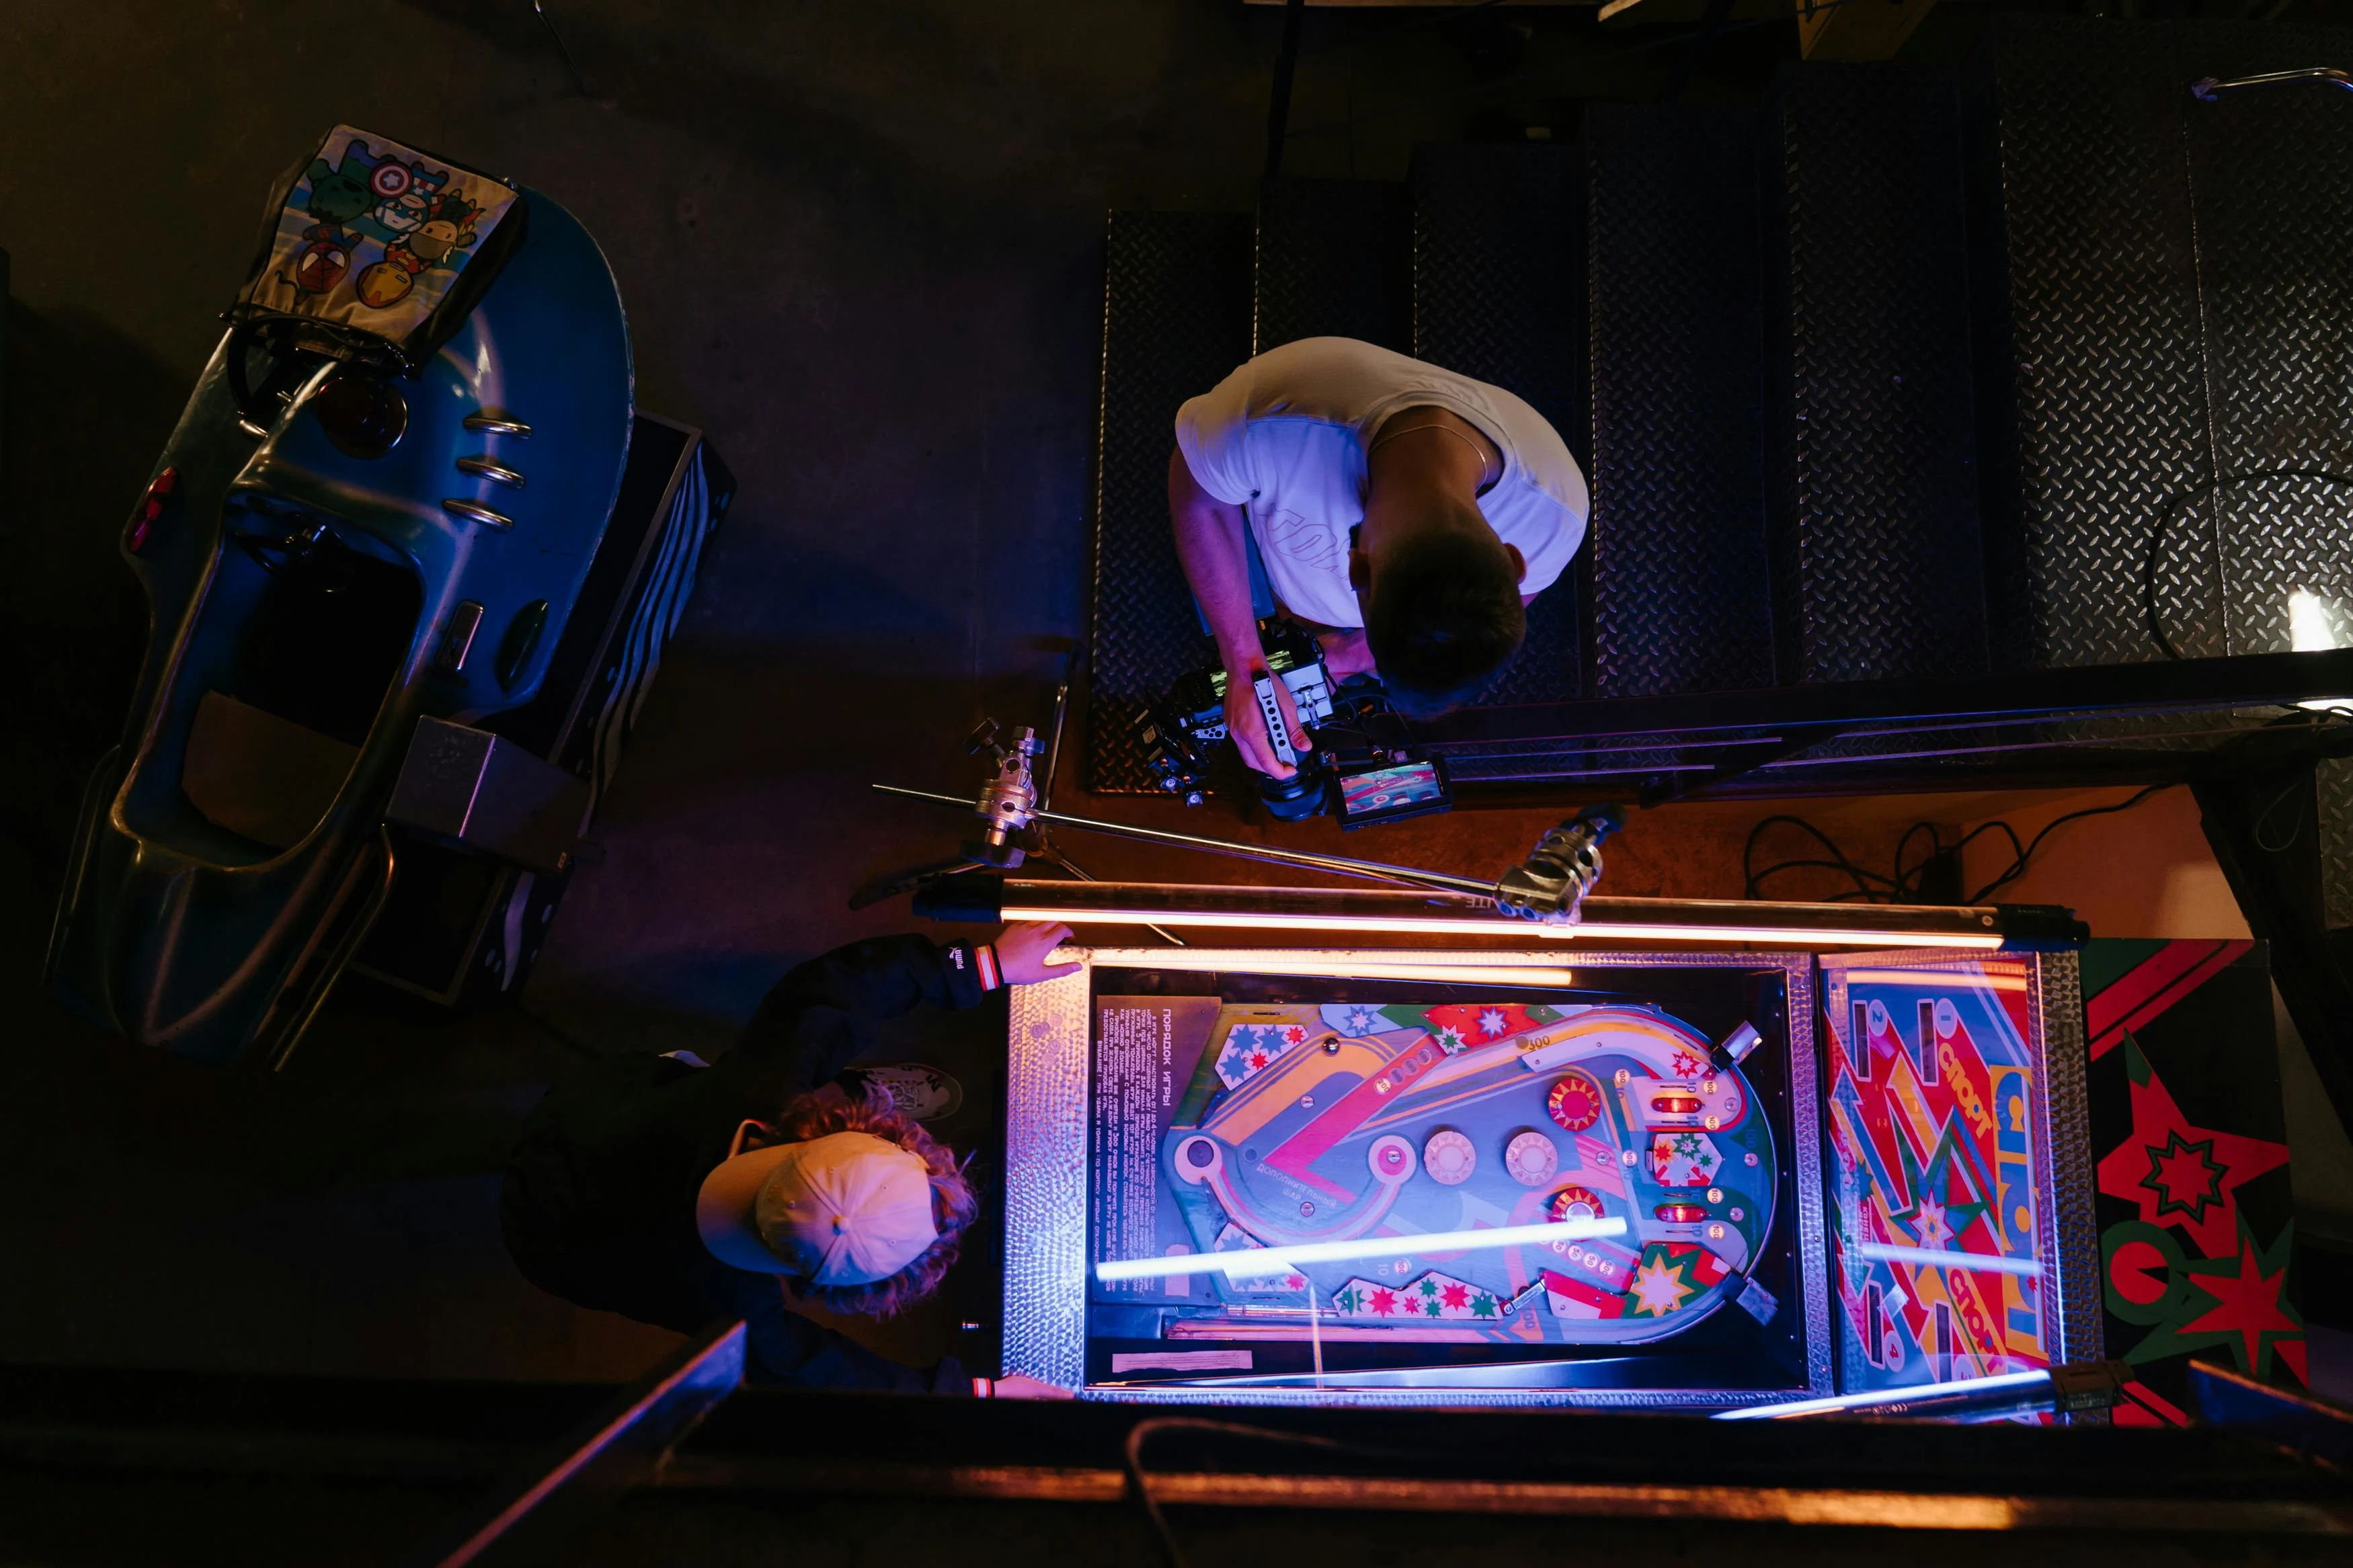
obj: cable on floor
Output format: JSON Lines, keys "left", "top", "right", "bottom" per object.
{"left": 1743, "top": 785, "right": 2176, "bottom": 907}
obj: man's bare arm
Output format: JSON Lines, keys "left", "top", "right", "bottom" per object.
{"left": 1166, "top": 446, "right": 1308, "bottom": 778}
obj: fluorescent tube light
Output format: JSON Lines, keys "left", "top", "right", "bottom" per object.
{"left": 1095, "top": 1216, "right": 1630, "bottom": 1284}
{"left": 1850, "top": 1243, "right": 2041, "bottom": 1278}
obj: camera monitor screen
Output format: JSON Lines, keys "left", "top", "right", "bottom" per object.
{"left": 1333, "top": 757, "right": 1450, "bottom": 828}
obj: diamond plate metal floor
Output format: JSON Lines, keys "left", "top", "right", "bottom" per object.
{"left": 1411, "top": 141, "right": 1583, "bottom": 706}
{"left": 1765, "top": 63, "right": 1988, "bottom": 686}
{"left": 1976, "top": 15, "right": 2353, "bottom": 671}
{"left": 1254, "top": 176, "right": 1411, "bottom": 356}
{"left": 1086, "top": 210, "right": 1250, "bottom": 793}
{"left": 1585, "top": 104, "right": 1774, "bottom": 701}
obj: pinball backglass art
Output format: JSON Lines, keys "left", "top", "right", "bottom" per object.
{"left": 1004, "top": 950, "right": 1835, "bottom": 1407}
{"left": 1819, "top": 951, "right": 2099, "bottom": 1403}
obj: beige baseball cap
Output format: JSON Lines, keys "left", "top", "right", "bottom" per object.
{"left": 696, "top": 1130, "right": 939, "bottom": 1285}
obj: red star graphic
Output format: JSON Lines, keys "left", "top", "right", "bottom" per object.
{"left": 1369, "top": 1287, "right": 1396, "bottom": 1317}
{"left": 2142, "top": 1132, "right": 2226, "bottom": 1224}
{"left": 2096, "top": 1047, "right": 2288, "bottom": 1257}
{"left": 2179, "top": 1235, "right": 2300, "bottom": 1374}
{"left": 1440, "top": 1282, "right": 1470, "bottom": 1311}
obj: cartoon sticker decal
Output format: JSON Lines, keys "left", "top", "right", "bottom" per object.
{"left": 243, "top": 126, "right": 516, "bottom": 341}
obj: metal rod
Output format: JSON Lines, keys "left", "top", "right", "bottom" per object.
{"left": 871, "top": 784, "right": 1497, "bottom": 897}
{"left": 1036, "top": 846, "right": 1185, "bottom": 948}
{"left": 532, "top": 1, "right": 596, "bottom": 98}
{"left": 1040, "top": 648, "right": 1077, "bottom": 817}
{"left": 2193, "top": 67, "right": 2353, "bottom": 101}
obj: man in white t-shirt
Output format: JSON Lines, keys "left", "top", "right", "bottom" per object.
{"left": 1168, "top": 336, "right": 1589, "bottom": 779}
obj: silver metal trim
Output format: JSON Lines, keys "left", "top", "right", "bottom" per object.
{"left": 1004, "top": 948, "right": 1831, "bottom": 1407}
{"left": 455, "top": 456, "right": 526, "bottom": 489}
{"left": 462, "top": 413, "right": 532, "bottom": 437}
{"left": 440, "top": 498, "right": 515, "bottom": 530}
{"left": 2031, "top": 951, "right": 2102, "bottom": 1371}
{"left": 436, "top": 601, "right": 485, "bottom": 674}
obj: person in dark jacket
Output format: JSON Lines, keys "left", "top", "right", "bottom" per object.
{"left": 500, "top": 923, "right": 1077, "bottom": 1396}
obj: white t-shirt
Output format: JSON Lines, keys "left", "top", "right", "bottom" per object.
{"left": 1173, "top": 336, "right": 1589, "bottom": 629}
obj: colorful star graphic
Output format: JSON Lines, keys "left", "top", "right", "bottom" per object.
{"left": 2141, "top": 1130, "right": 2227, "bottom": 1225}
{"left": 1912, "top": 1194, "right": 1952, "bottom": 1249}
{"left": 1434, "top": 1025, "right": 1466, "bottom": 1056}
{"left": 2096, "top": 1038, "right": 2288, "bottom": 1258}
{"left": 1886, "top": 1112, "right": 1991, "bottom": 1254}
{"left": 1671, "top": 1049, "right": 1704, "bottom": 1080}
{"left": 1370, "top": 1287, "right": 1396, "bottom": 1317}
{"left": 1440, "top": 1282, "right": 1470, "bottom": 1311}
{"left": 1626, "top": 1256, "right": 1696, "bottom": 1317}
{"left": 1333, "top": 1287, "right": 1362, "bottom": 1313}
{"left": 2177, "top": 1231, "right": 2301, "bottom": 1378}
{"left": 1478, "top": 1008, "right": 1509, "bottom": 1038}
{"left": 1472, "top": 1292, "right": 1498, "bottom": 1319}
{"left": 2112, "top": 1214, "right": 2305, "bottom": 1384}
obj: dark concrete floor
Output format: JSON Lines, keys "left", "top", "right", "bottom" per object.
{"left": 17, "top": 0, "right": 2330, "bottom": 1401}
{"left": 0, "top": 0, "right": 1827, "bottom": 1385}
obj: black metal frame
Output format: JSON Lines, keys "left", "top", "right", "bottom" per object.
{"left": 1413, "top": 646, "right": 2353, "bottom": 798}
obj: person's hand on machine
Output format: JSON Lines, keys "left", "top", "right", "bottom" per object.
{"left": 1222, "top": 665, "right": 1313, "bottom": 780}
{"left": 994, "top": 921, "right": 1082, "bottom": 985}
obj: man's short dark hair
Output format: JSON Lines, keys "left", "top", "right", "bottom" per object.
{"left": 1363, "top": 529, "right": 1526, "bottom": 718}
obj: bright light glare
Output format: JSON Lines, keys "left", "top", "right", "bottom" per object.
{"left": 1713, "top": 1369, "right": 2051, "bottom": 1421}
{"left": 2289, "top": 589, "right": 2353, "bottom": 714}
{"left": 1851, "top": 1242, "right": 2040, "bottom": 1278}
{"left": 1094, "top": 1216, "right": 1630, "bottom": 1283}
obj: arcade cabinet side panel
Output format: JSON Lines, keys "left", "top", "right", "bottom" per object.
{"left": 1819, "top": 950, "right": 2092, "bottom": 1397}
{"left": 2082, "top": 939, "right": 2303, "bottom": 1425}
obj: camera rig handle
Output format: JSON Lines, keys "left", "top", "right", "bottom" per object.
{"left": 962, "top": 719, "right": 1041, "bottom": 868}
{"left": 1494, "top": 806, "right": 1625, "bottom": 923}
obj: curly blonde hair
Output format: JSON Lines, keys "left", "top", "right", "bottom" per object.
{"left": 761, "top": 1081, "right": 977, "bottom": 1317}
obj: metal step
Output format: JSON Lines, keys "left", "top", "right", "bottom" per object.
{"left": 1584, "top": 104, "right": 1774, "bottom": 700}
{"left": 1254, "top": 177, "right": 1410, "bottom": 354}
{"left": 2323, "top": 755, "right": 2353, "bottom": 935}
{"left": 1086, "top": 211, "right": 1252, "bottom": 794}
{"left": 1410, "top": 141, "right": 1582, "bottom": 705}
{"left": 1974, "top": 14, "right": 2353, "bottom": 670}
{"left": 1765, "top": 62, "right": 1989, "bottom": 685}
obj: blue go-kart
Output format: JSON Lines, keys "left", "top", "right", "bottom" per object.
{"left": 48, "top": 126, "right": 730, "bottom": 1067}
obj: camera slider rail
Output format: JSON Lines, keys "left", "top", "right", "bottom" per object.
{"left": 870, "top": 782, "right": 1621, "bottom": 925}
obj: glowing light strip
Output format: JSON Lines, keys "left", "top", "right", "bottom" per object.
{"left": 1851, "top": 1242, "right": 2042, "bottom": 1278}
{"left": 1713, "top": 1369, "right": 2051, "bottom": 1421}
{"left": 1082, "top": 948, "right": 1587, "bottom": 971}
{"left": 1094, "top": 1216, "right": 1629, "bottom": 1283}
{"left": 1062, "top": 947, "right": 1585, "bottom": 988}
{"left": 1002, "top": 903, "right": 2004, "bottom": 950}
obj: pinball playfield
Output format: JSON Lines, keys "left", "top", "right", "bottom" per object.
{"left": 1003, "top": 946, "right": 2097, "bottom": 1408}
